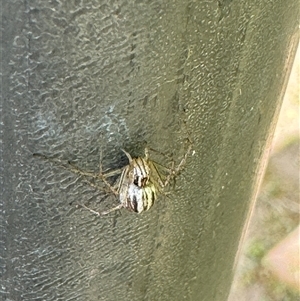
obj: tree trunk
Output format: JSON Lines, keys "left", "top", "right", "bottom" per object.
{"left": 1, "top": 1, "right": 298, "bottom": 300}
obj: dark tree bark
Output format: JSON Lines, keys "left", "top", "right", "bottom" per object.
{"left": 1, "top": 1, "right": 298, "bottom": 300}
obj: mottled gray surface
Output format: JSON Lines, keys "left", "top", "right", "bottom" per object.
{"left": 1, "top": 1, "right": 298, "bottom": 301}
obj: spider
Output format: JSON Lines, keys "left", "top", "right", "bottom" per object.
{"left": 34, "top": 140, "right": 192, "bottom": 217}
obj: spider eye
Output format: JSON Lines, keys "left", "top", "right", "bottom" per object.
{"left": 141, "top": 177, "right": 148, "bottom": 186}
{"left": 133, "top": 176, "right": 148, "bottom": 187}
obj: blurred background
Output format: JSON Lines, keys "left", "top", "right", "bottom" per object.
{"left": 228, "top": 44, "right": 299, "bottom": 300}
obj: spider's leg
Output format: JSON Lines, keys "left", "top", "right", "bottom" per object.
{"left": 163, "top": 139, "right": 193, "bottom": 187}
{"left": 144, "top": 147, "right": 176, "bottom": 187}
{"left": 69, "top": 161, "right": 125, "bottom": 196}
{"left": 79, "top": 203, "right": 123, "bottom": 216}
{"left": 146, "top": 147, "right": 174, "bottom": 162}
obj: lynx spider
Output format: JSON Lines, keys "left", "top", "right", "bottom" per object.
{"left": 34, "top": 138, "right": 192, "bottom": 217}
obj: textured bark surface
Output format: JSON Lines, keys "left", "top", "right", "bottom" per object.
{"left": 1, "top": 1, "right": 298, "bottom": 301}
